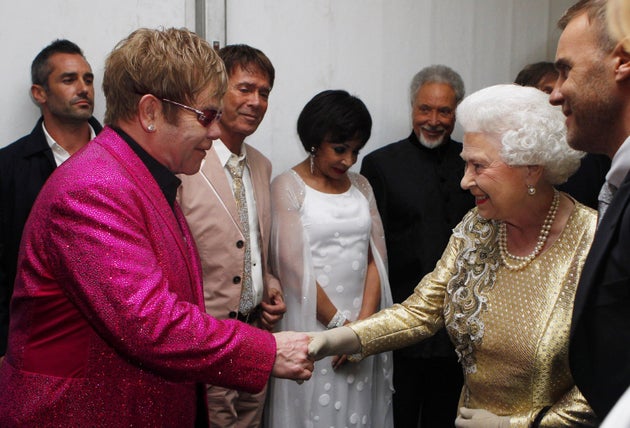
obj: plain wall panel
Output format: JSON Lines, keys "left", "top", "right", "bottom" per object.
{"left": 223, "top": 0, "right": 574, "bottom": 176}
{"left": 1, "top": 0, "right": 574, "bottom": 180}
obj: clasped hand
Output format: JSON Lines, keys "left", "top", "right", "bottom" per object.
{"left": 455, "top": 407, "right": 510, "bottom": 428}
{"left": 272, "top": 331, "right": 314, "bottom": 381}
{"left": 307, "top": 326, "right": 361, "bottom": 360}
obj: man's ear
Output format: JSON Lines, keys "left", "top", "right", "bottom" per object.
{"left": 613, "top": 41, "right": 630, "bottom": 83}
{"left": 137, "top": 94, "right": 160, "bottom": 133}
{"left": 31, "top": 84, "right": 47, "bottom": 105}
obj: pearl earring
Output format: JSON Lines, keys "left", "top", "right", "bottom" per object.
{"left": 147, "top": 124, "right": 156, "bottom": 132}
{"left": 527, "top": 185, "right": 536, "bottom": 196}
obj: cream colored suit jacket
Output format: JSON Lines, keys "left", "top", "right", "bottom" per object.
{"left": 178, "top": 144, "right": 281, "bottom": 321}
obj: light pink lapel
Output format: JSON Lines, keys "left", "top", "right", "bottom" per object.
{"left": 200, "top": 148, "right": 242, "bottom": 230}
{"left": 245, "top": 150, "right": 268, "bottom": 242}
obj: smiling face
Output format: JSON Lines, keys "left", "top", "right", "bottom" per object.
{"left": 155, "top": 85, "right": 222, "bottom": 175}
{"left": 32, "top": 53, "right": 95, "bottom": 123}
{"left": 312, "top": 139, "right": 363, "bottom": 183}
{"left": 412, "top": 82, "right": 457, "bottom": 148}
{"left": 460, "top": 132, "right": 530, "bottom": 222}
{"left": 550, "top": 12, "right": 621, "bottom": 156}
{"left": 218, "top": 65, "right": 271, "bottom": 148}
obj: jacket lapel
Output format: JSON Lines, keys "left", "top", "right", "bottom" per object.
{"left": 173, "top": 202, "right": 204, "bottom": 306}
{"left": 572, "top": 172, "right": 630, "bottom": 332}
{"left": 246, "top": 150, "right": 267, "bottom": 243}
{"left": 96, "top": 127, "right": 198, "bottom": 288}
{"left": 200, "top": 148, "right": 242, "bottom": 232}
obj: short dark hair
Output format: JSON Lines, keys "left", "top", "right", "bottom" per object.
{"left": 297, "top": 90, "right": 372, "bottom": 152}
{"left": 31, "top": 39, "right": 85, "bottom": 87}
{"left": 218, "top": 44, "right": 275, "bottom": 89}
{"left": 514, "top": 62, "right": 558, "bottom": 87}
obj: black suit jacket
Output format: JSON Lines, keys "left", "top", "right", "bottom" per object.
{"left": 360, "top": 133, "right": 474, "bottom": 358}
{"left": 0, "top": 116, "right": 102, "bottom": 354}
{"left": 558, "top": 153, "right": 610, "bottom": 210}
{"left": 570, "top": 169, "right": 630, "bottom": 419}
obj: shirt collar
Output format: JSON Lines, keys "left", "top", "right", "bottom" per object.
{"left": 112, "top": 127, "right": 181, "bottom": 209}
{"left": 607, "top": 135, "right": 630, "bottom": 188}
{"left": 42, "top": 121, "right": 97, "bottom": 164}
{"left": 213, "top": 139, "right": 247, "bottom": 167}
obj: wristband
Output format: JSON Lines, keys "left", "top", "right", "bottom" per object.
{"left": 326, "top": 311, "right": 346, "bottom": 329}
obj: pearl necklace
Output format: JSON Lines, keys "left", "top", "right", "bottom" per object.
{"left": 498, "top": 189, "right": 560, "bottom": 271}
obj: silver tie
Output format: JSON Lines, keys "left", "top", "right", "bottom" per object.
{"left": 227, "top": 155, "right": 254, "bottom": 314}
{"left": 597, "top": 180, "right": 617, "bottom": 227}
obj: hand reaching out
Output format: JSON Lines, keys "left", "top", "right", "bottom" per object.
{"left": 307, "top": 326, "right": 361, "bottom": 360}
{"left": 272, "top": 331, "right": 314, "bottom": 381}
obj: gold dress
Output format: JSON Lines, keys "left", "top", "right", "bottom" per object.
{"left": 351, "top": 203, "right": 599, "bottom": 427}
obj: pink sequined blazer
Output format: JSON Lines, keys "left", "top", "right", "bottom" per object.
{"left": 0, "top": 127, "right": 276, "bottom": 427}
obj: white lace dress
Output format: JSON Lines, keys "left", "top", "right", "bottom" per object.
{"left": 266, "top": 170, "right": 393, "bottom": 428}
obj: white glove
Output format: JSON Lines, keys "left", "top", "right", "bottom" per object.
{"left": 455, "top": 407, "right": 511, "bottom": 428}
{"left": 307, "top": 326, "right": 360, "bottom": 360}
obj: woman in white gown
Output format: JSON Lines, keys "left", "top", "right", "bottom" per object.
{"left": 266, "top": 90, "right": 393, "bottom": 428}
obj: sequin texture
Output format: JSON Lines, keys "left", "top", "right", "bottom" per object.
{"left": 0, "top": 127, "right": 276, "bottom": 426}
{"left": 351, "top": 204, "right": 599, "bottom": 426}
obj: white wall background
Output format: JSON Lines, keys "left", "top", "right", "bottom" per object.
{"left": 0, "top": 0, "right": 195, "bottom": 146}
{"left": 1, "top": 0, "right": 573, "bottom": 177}
{"left": 223, "top": 0, "right": 574, "bottom": 176}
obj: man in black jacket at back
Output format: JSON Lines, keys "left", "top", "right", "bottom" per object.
{"left": 0, "top": 39, "right": 102, "bottom": 357}
{"left": 360, "top": 65, "right": 474, "bottom": 428}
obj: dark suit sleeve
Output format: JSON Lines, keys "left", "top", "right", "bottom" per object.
{"left": 0, "top": 172, "right": 8, "bottom": 355}
{"left": 360, "top": 155, "right": 388, "bottom": 228}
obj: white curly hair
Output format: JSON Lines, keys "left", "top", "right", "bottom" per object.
{"left": 457, "top": 84, "right": 584, "bottom": 185}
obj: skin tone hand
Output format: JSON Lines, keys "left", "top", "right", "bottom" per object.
{"left": 328, "top": 249, "right": 381, "bottom": 370}
{"left": 316, "top": 284, "right": 351, "bottom": 369}
{"left": 260, "top": 287, "right": 286, "bottom": 331}
{"left": 455, "top": 407, "right": 510, "bottom": 428}
{"left": 271, "top": 331, "right": 314, "bottom": 381}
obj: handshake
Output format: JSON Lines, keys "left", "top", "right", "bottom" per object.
{"left": 270, "top": 327, "right": 360, "bottom": 381}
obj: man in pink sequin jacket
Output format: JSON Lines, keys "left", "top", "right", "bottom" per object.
{"left": 0, "top": 28, "right": 313, "bottom": 427}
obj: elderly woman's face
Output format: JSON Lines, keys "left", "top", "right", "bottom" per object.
{"left": 460, "top": 132, "right": 530, "bottom": 222}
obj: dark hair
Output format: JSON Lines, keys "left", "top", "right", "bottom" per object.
{"left": 514, "top": 62, "right": 559, "bottom": 87}
{"left": 31, "top": 39, "right": 85, "bottom": 87}
{"left": 297, "top": 90, "right": 372, "bottom": 152}
{"left": 219, "top": 44, "right": 275, "bottom": 89}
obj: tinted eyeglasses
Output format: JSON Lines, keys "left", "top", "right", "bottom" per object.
{"left": 161, "top": 98, "right": 222, "bottom": 127}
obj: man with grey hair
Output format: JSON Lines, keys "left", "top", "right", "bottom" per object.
{"left": 360, "top": 65, "right": 474, "bottom": 427}
{"left": 550, "top": 0, "right": 630, "bottom": 421}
